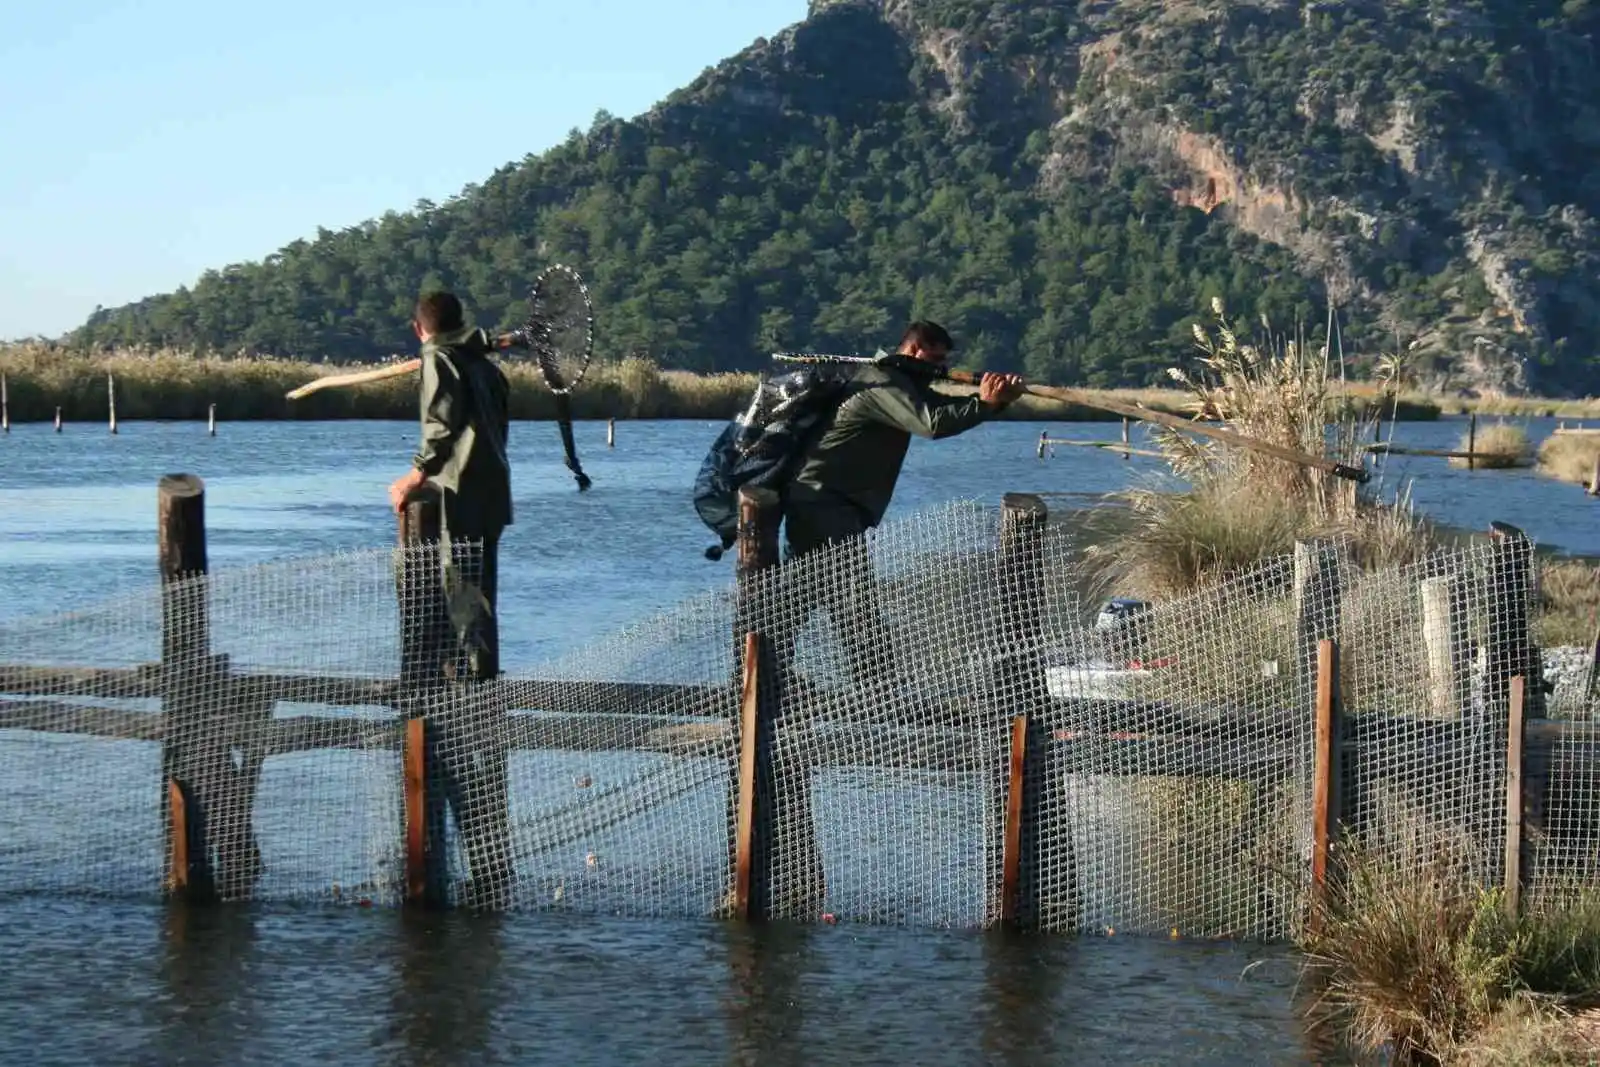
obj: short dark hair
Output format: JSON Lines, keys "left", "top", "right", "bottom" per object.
{"left": 899, "top": 320, "right": 953, "bottom": 352}
{"left": 414, "top": 291, "right": 465, "bottom": 334}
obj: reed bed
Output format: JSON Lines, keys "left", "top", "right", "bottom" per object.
{"left": 0, "top": 341, "right": 1442, "bottom": 423}
{"left": 1536, "top": 431, "right": 1600, "bottom": 488}
{"left": 1449, "top": 421, "right": 1533, "bottom": 469}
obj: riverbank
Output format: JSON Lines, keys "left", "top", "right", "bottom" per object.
{"left": 0, "top": 344, "right": 1444, "bottom": 423}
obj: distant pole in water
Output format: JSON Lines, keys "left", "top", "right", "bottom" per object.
{"left": 1468, "top": 413, "right": 1477, "bottom": 472}
{"left": 108, "top": 373, "right": 118, "bottom": 435}
{"left": 2, "top": 373, "right": 8, "bottom": 433}
{"left": 607, "top": 417, "right": 615, "bottom": 448}
{"left": 208, "top": 403, "right": 216, "bottom": 436}
{"left": 54, "top": 406, "right": 62, "bottom": 433}
{"left": 1036, "top": 430, "right": 1048, "bottom": 459}
{"left": 1122, "top": 417, "right": 1130, "bottom": 460}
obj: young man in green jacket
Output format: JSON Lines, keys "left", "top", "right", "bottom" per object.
{"left": 388, "top": 290, "right": 513, "bottom": 681}
{"left": 778, "top": 320, "right": 1024, "bottom": 693}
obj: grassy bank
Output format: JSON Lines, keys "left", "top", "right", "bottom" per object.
{"left": 1301, "top": 848, "right": 1600, "bottom": 1066}
{"left": 0, "top": 342, "right": 1442, "bottom": 423}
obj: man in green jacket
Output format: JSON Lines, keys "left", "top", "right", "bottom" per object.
{"left": 388, "top": 290, "right": 513, "bottom": 681}
{"left": 777, "top": 320, "right": 1024, "bottom": 693}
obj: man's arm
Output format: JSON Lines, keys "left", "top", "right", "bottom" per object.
{"left": 855, "top": 372, "right": 1005, "bottom": 440}
{"left": 413, "top": 351, "right": 467, "bottom": 476}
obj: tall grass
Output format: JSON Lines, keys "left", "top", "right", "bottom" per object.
{"left": 1085, "top": 299, "right": 1435, "bottom": 599}
{"left": 1450, "top": 421, "right": 1532, "bottom": 469}
{"left": 0, "top": 340, "right": 1444, "bottom": 424}
{"left": 1537, "top": 431, "right": 1600, "bottom": 488}
{"left": 1300, "top": 846, "right": 1600, "bottom": 1065}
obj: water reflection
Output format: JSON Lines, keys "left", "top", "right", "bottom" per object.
{"left": 153, "top": 903, "right": 261, "bottom": 1064}
{"left": 389, "top": 909, "right": 507, "bottom": 1067}
{"left": 979, "top": 927, "right": 1064, "bottom": 1067}
{"left": 723, "top": 923, "right": 809, "bottom": 1067}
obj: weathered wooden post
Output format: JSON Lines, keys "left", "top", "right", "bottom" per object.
{"left": 1484, "top": 523, "right": 1546, "bottom": 889}
{"left": 2, "top": 373, "right": 8, "bottom": 433}
{"left": 108, "top": 373, "right": 117, "bottom": 434}
{"left": 208, "top": 403, "right": 216, "bottom": 437}
{"left": 1503, "top": 676, "right": 1527, "bottom": 919}
{"left": 158, "top": 474, "right": 264, "bottom": 903}
{"left": 1121, "top": 416, "right": 1131, "bottom": 460}
{"left": 1293, "top": 541, "right": 1343, "bottom": 693}
{"left": 991, "top": 492, "right": 1075, "bottom": 930}
{"left": 1309, "top": 638, "right": 1344, "bottom": 934}
{"left": 1420, "top": 574, "right": 1466, "bottom": 720}
{"left": 53, "top": 406, "right": 61, "bottom": 433}
{"left": 1468, "top": 413, "right": 1477, "bottom": 471}
{"left": 607, "top": 417, "right": 615, "bottom": 448}
{"left": 394, "top": 489, "right": 459, "bottom": 909}
{"left": 729, "top": 485, "right": 818, "bottom": 920}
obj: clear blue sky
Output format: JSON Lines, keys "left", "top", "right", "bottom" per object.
{"left": 0, "top": 0, "right": 809, "bottom": 340}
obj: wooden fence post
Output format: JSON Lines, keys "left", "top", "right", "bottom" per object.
{"left": 1485, "top": 523, "right": 1544, "bottom": 723}
{"left": 1311, "top": 638, "right": 1343, "bottom": 929}
{"left": 395, "top": 489, "right": 479, "bottom": 909}
{"left": 1504, "top": 675, "right": 1526, "bottom": 919}
{"left": 158, "top": 474, "right": 264, "bottom": 903}
{"left": 729, "top": 485, "right": 818, "bottom": 921}
{"left": 1420, "top": 574, "right": 1466, "bottom": 720}
{"left": 992, "top": 492, "right": 1073, "bottom": 930}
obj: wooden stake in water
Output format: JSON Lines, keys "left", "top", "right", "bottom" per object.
{"left": 2, "top": 373, "right": 8, "bottom": 433}
{"left": 208, "top": 403, "right": 216, "bottom": 436}
{"left": 607, "top": 417, "right": 615, "bottom": 448}
{"left": 108, "top": 374, "right": 117, "bottom": 435}
{"left": 1468, "top": 413, "right": 1477, "bottom": 472}
{"left": 53, "top": 406, "right": 62, "bottom": 433}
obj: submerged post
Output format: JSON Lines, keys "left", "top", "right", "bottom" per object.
{"left": 1468, "top": 413, "right": 1477, "bottom": 471}
{"left": 2, "top": 373, "right": 8, "bottom": 433}
{"left": 992, "top": 492, "right": 1072, "bottom": 930}
{"left": 53, "top": 406, "right": 62, "bottom": 433}
{"left": 607, "top": 417, "right": 615, "bottom": 448}
{"left": 159, "top": 475, "right": 221, "bottom": 902}
{"left": 208, "top": 403, "right": 216, "bottom": 436}
{"left": 730, "top": 485, "right": 816, "bottom": 920}
{"left": 108, "top": 373, "right": 117, "bottom": 434}
{"left": 395, "top": 488, "right": 482, "bottom": 908}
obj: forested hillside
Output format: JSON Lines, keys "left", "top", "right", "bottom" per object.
{"left": 67, "top": 0, "right": 1600, "bottom": 393}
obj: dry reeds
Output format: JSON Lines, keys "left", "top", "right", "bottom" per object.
{"left": 1537, "top": 431, "right": 1600, "bottom": 488}
{"left": 1085, "top": 299, "right": 1435, "bottom": 599}
{"left": 1450, "top": 421, "right": 1532, "bottom": 469}
{"left": 1300, "top": 846, "right": 1600, "bottom": 1066}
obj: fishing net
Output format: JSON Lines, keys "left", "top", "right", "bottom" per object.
{"left": 0, "top": 497, "right": 1595, "bottom": 938}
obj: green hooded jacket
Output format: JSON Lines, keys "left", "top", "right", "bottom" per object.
{"left": 412, "top": 324, "right": 513, "bottom": 539}
{"left": 783, "top": 351, "right": 995, "bottom": 553}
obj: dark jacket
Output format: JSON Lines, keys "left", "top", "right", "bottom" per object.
{"left": 783, "top": 351, "right": 993, "bottom": 553}
{"left": 412, "top": 324, "right": 512, "bottom": 539}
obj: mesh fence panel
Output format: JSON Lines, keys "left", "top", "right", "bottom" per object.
{"left": 1, "top": 498, "right": 1597, "bottom": 937}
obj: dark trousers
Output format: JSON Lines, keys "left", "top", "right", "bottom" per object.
{"left": 772, "top": 513, "right": 900, "bottom": 699}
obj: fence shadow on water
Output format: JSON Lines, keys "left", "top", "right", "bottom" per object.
{"left": 0, "top": 477, "right": 1595, "bottom": 942}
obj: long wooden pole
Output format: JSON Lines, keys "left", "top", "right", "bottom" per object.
{"left": 770, "top": 354, "right": 1369, "bottom": 483}
{"left": 1504, "top": 675, "right": 1526, "bottom": 919}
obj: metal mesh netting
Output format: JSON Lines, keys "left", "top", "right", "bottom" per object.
{"left": 1, "top": 498, "right": 1596, "bottom": 938}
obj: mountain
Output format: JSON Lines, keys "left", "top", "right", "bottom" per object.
{"left": 67, "top": 0, "right": 1600, "bottom": 394}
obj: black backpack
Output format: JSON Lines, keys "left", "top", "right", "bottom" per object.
{"left": 693, "top": 363, "right": 857, "bottom": 560}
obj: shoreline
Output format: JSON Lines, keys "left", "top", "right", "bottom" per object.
{"left": 5, "top": 345, "right": 1599, "bottom": 425}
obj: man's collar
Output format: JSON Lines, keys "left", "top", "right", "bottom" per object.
{"left": 422, "top": 324, "right": 486, "bottom": 350}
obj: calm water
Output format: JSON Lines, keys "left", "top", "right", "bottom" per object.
{"left": 0, "top": 412, "right": 1574, "bottom": 1065}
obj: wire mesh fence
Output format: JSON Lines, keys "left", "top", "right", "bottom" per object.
{"left": 0, "top": 494, "right": 1596, "bottom": 940}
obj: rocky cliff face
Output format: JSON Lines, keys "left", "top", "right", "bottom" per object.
{"left": 837, "top": 0, "right": 1600, "bottom": 393}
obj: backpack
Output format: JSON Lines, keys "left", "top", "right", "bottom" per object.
{"left": 693, "top": 363, "right": 857, "bottom": 560}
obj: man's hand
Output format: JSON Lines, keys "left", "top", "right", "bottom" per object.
{"left": 389, "top": 468, "right": 425, "bottom": 514}
{"left": 979, "top": 371, "right": 1026, "bottom": 408}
